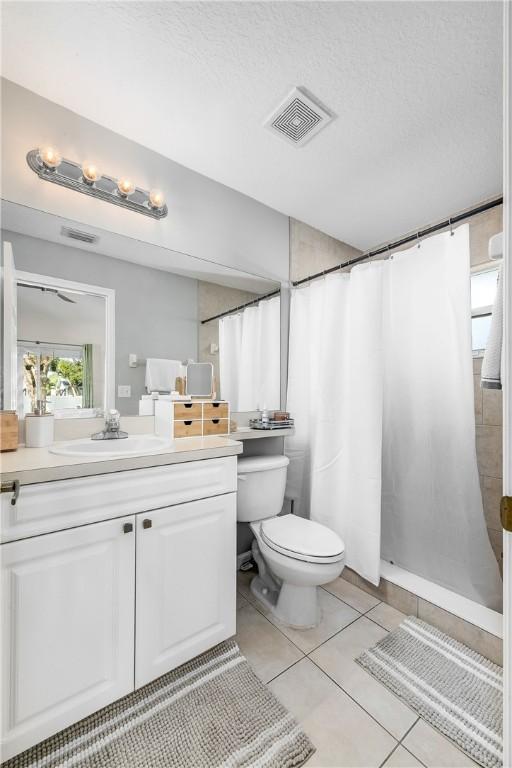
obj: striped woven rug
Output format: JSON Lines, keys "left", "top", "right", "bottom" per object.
{"left": 356, "top": 616, "right": 502, "bottom": 768}
{"left": 2, "top": 640, "right": 314, "bottom": 768}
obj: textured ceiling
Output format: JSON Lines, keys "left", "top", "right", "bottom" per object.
{"left": 1, "top": 1, "right": 502, "bottom": 250}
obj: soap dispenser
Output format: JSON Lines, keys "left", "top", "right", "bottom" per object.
{"left": 25, "top": 400, "right": 55, "bottom": 448}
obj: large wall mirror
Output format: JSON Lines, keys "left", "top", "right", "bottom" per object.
{"left": 1, "top": 201, "right": 282, "bottom": 418}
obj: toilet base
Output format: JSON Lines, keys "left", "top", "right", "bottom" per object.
{"left": 250, "top": 576, "right": 320, "bottom": 629}
{"left": 250, "top": 538, "right": 321, "bottom": 629}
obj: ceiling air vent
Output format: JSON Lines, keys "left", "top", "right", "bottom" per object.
{"left": 265, "top": 87, "right": 333, "bottom": 147}
{"left": 60, "top": 226, "right": 98, "bottom": 245}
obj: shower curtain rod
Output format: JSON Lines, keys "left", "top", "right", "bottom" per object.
{"left": 201, "top": 287, "right": 281, "bottom": 324}
{"left": 292, "top": 196, "right": 504, "bottom": 287}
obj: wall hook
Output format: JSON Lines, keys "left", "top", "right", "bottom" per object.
{"left": 449, "top": 218, "right": 454, "bottom": 236}
{"left": 417, "top": 232, "right": 421, "bottom": 249}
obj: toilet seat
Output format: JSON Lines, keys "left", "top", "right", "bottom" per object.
{"left": 260, "top": 515, "right": 345, "bottom": 564}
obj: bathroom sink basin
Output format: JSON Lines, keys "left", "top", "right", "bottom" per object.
{"left": 49, "top": 435, "right": 172, "bottom": 458}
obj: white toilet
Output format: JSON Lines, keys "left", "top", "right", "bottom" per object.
{"left": 237, "top": 455, "right": 345, "bottom": 628}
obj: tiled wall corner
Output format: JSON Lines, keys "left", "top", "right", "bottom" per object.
{"left": 417, "top": 599, "right": 502, "bottom": 666}
{"left": 342, "top": 567, "right": 503, "bottom": 665}
{"left": 289, "top": 219, "right": 361, "bottom": 283}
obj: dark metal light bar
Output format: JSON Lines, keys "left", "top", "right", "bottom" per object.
{"left": 292, "top": 197, "right": 504, "bottom": 287}
{"left": 201, "top": 288, "right": 281, "bottom": 324}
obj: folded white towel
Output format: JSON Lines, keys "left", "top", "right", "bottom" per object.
{"left": 145, "top": 359, "right": 184, "bottom": 393}
{"left": 481, "top": 266, "right": 503, "bottom": 390}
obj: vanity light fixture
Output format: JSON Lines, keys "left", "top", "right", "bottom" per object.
{"left": 117, "top": 177, "right": 135, "bottom": 197}
{"left": 82, "top": 162, "right": 101, "bottom": 185}
{"left": 27, "top": 147, "right": 168, "bottom": 220}
{"left": 39, "top": 146, "right": 62, "bottom": 169}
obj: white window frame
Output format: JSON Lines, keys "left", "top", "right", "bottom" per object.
{"left": 470, "top": 261, "right": 499, "bottom": 358}
{"left": 15, "top": 271, "right": 115, "bottom": 416}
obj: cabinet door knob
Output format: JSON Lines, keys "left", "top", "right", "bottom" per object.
{"left": 142, "top": 518, "right": 152, "bottom": 529}
{"left": 123, "top": 522, "right": 133, "bottom": 534}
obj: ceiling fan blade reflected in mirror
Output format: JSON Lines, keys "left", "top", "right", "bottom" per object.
{"left": 55, "top": 291, "right": 76, "bottom": 303}
{"left": 18, "top": 282, "right": 77, "bottom": 304}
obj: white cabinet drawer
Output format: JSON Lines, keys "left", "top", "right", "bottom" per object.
{"left": 1, "top": 457, "right": 237, "bottom": 543}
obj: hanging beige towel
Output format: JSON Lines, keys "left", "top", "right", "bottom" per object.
{"left": 481, "top": 265, "right": 503, "bottom": 390}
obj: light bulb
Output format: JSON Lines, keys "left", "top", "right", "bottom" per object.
{"left": 149, "top": 189, "right": 165, "bottom": 209}
{"left": 82, "top": 162, "right": 101, "bottom": 184}
{"left": 39, "top": 146, "right": 61, "bottom": 169}
{"left": 117, "top": 178, "right": 135, "bottom": 197}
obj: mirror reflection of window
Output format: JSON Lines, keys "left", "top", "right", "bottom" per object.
{"left": 17, "top": 282, "right": 106, "bottom": 417}
{"left": 470, "top": 266, "right": 499, "bottom": 356}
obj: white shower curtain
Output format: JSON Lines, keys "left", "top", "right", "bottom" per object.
{"left": 286, "top": 264, "right": 384, "bottom": 585}
{"left": 219, "top": 295, "right": 281, "bottom": 411}
{"left": 380, "top": 226, "right": 502, "bottom": 610}
{"left": 286, "top": 225, "right": 502, "bottom": 607}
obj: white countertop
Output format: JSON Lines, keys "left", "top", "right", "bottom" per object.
{"left": 0, "top": 436, "right": 243, "bottom": 486}
{"left": 230, "top": 427, "right": 294, "bottom": 440}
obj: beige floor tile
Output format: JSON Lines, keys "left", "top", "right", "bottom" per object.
{"left": 403, "top": 720, "right": 480, "bottom": 767}
{"left": 323, "top": 576, "right": 380, "bottom": 613}
{"left": 366, "top": 602, "right": 406, "bottom": 632}
{"left": 235, "top": 603, "right": 303, "bottom": 683}
{"left": 310, "top": 616, "right": 417, "bottom": 740}
{"left": 383, "top": 745, "right": 424, "bottom": 767}
{"left": 236, "top": 592, "right": 248, "bottom": 610}
{"left": 269, "top": 657, "right": 396, "bottom": 767}
{"left": 263, "top": 588, "right": 360, "bottom": 654}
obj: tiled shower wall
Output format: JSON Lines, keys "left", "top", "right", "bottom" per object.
{"left": 470, "top": 205, "right": 504, "bottom": 574}
{"left": 197, "top": 280, "right": 256, "bottom": 399}
{"left": 289, "top": 206, "right": 504, "bottom": 572}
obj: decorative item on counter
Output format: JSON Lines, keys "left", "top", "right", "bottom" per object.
{"left": 0, "top": 411, "right": 19, "bottom": 452}
{"left": 273, "top": 411, "right": 290, "bottom": 421}
{"left": 175, "top": 376, "right": 186, "bottom": 395}
{"left": 249, "top": 414, "right": 294, "bottom": 430}
{"left": 25, "top": 401, "right": 55, "bottom": 447}
{"left": 261, "top": 409, "right": 272, "bottom": 424}
{"left": 230, "top": 418, "right": 238, "bottom": 433}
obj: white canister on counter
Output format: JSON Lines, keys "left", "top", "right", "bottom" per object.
{"left": 25, "top": 409, "right": 55, "bottom": 447}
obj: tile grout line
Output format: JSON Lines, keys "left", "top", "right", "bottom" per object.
{"left": 238, "top": 582, "right": 367, "bottom": 657}
{"left": 306, "top": 654, "right": 402, "bottom": 747}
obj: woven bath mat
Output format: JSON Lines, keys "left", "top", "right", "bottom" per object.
{"left": 356, "top": 616, "right": 502, "bottom": 768}
{"left": 2, "top": 639, "right": 314, "bottom": 768}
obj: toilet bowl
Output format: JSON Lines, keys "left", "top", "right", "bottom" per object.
{"left": 237, "top": 455, "right": 345, "bottom": 628}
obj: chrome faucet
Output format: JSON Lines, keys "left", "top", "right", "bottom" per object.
{"left": 91, "top": 409, "right": 128, "bottom": 440}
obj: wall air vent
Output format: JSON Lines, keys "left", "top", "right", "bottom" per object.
{"left": 265, "top": 87, "right": 333, "bottom": 147}
{"left": 60, "top": 226, "right": 98, "bottom": 245}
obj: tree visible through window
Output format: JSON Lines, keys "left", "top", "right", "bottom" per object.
{"left": 20, "top": 344, "right": 84, "bottom": 414}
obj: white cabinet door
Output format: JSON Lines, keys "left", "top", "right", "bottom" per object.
{"left": 135, "top": 493, "right": 236, "bottom": 687}
{"left": 1, "top": 516, "right": 136, "bottom": 760}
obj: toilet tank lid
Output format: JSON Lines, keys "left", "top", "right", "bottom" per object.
{"left": 237, "top": 455, "right": 290, "bottom": 473}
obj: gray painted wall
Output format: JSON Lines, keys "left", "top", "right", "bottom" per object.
{"left": 5, "top": 230, "right": 198, "bottom": 415}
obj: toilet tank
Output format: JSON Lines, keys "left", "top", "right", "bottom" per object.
{"left": 237, "top": 455, "right": 290, "bottom": 522}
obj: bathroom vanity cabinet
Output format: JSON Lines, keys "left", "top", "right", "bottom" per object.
{"left": 0, "top": 457, "right": 237, "bottom": 760}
